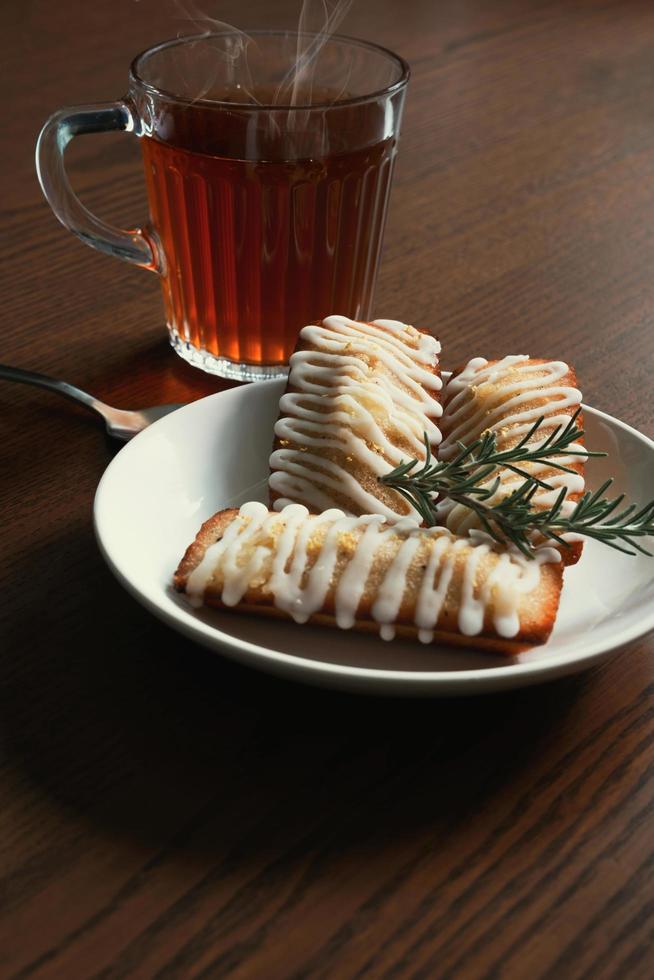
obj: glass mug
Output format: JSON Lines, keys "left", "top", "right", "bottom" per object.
{"left": 36, "top": 32, "right": 409, "bottom": 381}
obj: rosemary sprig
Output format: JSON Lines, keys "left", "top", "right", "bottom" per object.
{"left": 379, "top": 412, "right": 654, "bottom": 558}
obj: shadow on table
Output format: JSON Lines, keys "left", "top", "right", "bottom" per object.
{"left": 1, "top": 521, "right": 615, "bottom": 887}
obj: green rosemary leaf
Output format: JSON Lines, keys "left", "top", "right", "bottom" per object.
{"left": 380, "top": 413, "right": 653, "bottom": 559}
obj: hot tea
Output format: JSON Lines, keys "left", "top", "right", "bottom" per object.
{"left": 141, "top": 103, "right": 396, "bottom": 370}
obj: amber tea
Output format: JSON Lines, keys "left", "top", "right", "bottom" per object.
{"left": 142, "top": 101, "right": 396, "bottom": 370}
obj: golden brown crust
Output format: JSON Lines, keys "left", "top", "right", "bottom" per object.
{"left": 173, "top": 509, "right": 238, "bottom": 590}
{"left": 174, "top": 508, "right": 563, "bottom": 656}
{"left": 269, "top": 319, "right": 441, "bottom": 518}
{"left": 195, "top": 598, "right": 539, "bottom": 655}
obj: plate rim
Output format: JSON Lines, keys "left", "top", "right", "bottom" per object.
{"left": 93, "top": 387, "right": 654, "bottom": 691}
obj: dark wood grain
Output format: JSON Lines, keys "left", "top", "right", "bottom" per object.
{"left": 1, "top": 1, "right": 653, "bottom": 977}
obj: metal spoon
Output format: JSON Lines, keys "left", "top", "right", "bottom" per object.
{"left": 0, "top": 364, "right": 182, "bottom": 440}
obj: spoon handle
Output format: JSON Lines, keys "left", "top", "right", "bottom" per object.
{"left": 0, "top": 363, "right": 111, "bottom": 418}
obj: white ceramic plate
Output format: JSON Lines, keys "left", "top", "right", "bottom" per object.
{"left": 94, "top": 379, "right": 654, "bottom": 695}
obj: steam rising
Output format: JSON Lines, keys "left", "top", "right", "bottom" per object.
{"left": 174, "top": 0, "right": 256, "bottom": 101}
{"left": 276, "top": 0, "right": 354, "bottom": 105}
{"left": 174, "top": 0, "right": 354, "bottom": 106}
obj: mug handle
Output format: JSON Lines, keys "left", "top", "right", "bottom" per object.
{"left": 36, "top": 100, "right": 160, "bottom": 271}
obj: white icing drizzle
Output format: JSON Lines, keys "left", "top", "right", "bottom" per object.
{"left": 415, "top": 535, "right": 458, "bottom": 643}
{"left": 186, "top": 503, "right": 561, "bottom": 641}
{"left": 186, "top": 501, "right": 273, "bottom": 608}
{"left": 438, "top": 356, "right": 586, "bottom": 535}
{"left": 334, "top": 516, "right": 387, "bottom": 628}
{"left": 370, "top": 528, "right": 422, "bottom": 641}
{"left": 269, "top": 315, "right": 442, "bottom": 522}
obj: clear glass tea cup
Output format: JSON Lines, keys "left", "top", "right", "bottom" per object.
{"left": 36, "top": 32, "right": 409, "bottom": 381}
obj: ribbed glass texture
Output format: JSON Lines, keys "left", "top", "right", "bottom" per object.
{"left": 141, "top": 135, "right": 397, "bottom": 369}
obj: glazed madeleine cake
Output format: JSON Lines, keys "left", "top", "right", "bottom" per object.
{"left": 268, "top": 315, "right": 442, "bottom": 522}
{"left": 175, "top": 502, "right": 564, "bottom": 654}
{"left": 438, "top": 355, "right": 586, "bottom": 563}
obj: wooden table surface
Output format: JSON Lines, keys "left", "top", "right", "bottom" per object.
{"left": 2, "top": 1, "right": 654, "bottom": 976}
